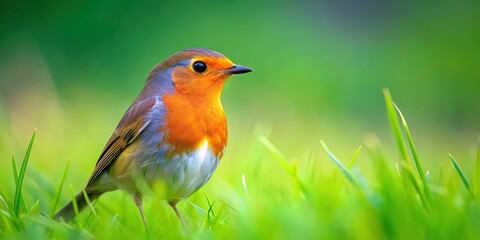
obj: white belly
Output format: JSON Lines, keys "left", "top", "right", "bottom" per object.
{"left": 94, "top": 138, "right": 220, "bottom": 200}
{"left": 141, "top": 139, "right": 219, "bottom": 199}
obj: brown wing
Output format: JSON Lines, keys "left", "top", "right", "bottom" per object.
{"left": 85, "top": 97, "right": 156, "bottom": 186}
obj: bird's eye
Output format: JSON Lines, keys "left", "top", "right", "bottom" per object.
{"left": 193, "top": 61, "right": 207, "bottom": 73}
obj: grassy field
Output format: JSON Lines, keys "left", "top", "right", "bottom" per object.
{"left": 1, "top": 1, "right": 480, "bottom": 239}
{"left": 0, "top": 89, "right": 479, "bottom": 239}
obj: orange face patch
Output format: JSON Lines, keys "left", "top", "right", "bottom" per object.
{"left": 170, "top": 56, "right": 234, "bottom": 98}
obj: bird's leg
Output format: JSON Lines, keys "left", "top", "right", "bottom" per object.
{"left": 169, "top": 200, "right": 186, "bottom": 226}
{"left": 134, "top": 193, "right": 148, "bottom": 229}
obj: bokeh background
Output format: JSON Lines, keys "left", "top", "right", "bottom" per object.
{"left": 1, "top": 0, "right": 479, "bottom": 221}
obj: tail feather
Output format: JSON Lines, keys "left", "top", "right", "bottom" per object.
{"left": 54, "top": 190, "right": 101, "bottom": 222}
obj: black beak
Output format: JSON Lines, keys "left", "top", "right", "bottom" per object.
{"left": 223, "top": 64, "right": 253, "bottom": 74}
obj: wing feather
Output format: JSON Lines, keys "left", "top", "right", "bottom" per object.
{"left": 86, "top": 97, "right": 157, "bottom": 186}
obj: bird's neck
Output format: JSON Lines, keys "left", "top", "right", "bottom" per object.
{"left": 162, "top": 92, "right": 227, "bottom": 158}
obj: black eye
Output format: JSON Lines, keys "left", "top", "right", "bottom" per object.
{"left": 193, "top": 61, "right": 207, "bottom": 73}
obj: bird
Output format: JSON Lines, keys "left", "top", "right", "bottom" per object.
{"left": 54, "top": 48, "right": 252, "bottom": 226}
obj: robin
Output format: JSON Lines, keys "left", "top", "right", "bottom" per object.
{"left": 54, "top": 48, "right": 252, "bottom": 226}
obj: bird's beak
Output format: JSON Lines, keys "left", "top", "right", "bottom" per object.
{"left": 222, "top": 64, "right": 253, "bottom": 75}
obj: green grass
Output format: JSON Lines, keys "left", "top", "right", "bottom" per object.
{"left": 1, "top": 90, "right": 479, "bottom": 239}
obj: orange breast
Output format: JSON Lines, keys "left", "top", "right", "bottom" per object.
{"left": 161, "top": 93, "right": 227, "bottom": 157}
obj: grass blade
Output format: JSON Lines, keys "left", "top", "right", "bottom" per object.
{"left": 321, "top": 140, "right": 358, "bottom": 189}
{"left": 11, "top": 157, "right": 27, "bottom": 214}
{"left": 50, "top": 159, "right": 71, "bottom": 217}
{"left": 205, "top": 194, "right": 216, "bottom": 222}
{"left": 401, "top": 163, "right": 429, "bottom": 209}
{"left": 260, "top": 136, "right": 307, "bottom": 196}
{"left": 83, "top": 189, "right": 99, "bottom": 221}
{"left": 347, "top": 145, "right": 362, "bottom": 169}
{"left": 29, "top": 200, "right": 40, "bottom": 215}
{"left": 11, "top": 157, "right": 18, "bottom": 185}
{"left": 186, "top": 200, "right": 206, "bottom": 217}
{"left": 394, "top": 103, "right": 432, "bottom": 202}
{"left": 68, "top": 185, "right": 79, "bottom": 217}
{"left": 338, "top": 146, "right": 362, "bottom": 187}
{"left": 475, "top": 136, "right": 480, "bottom": 195}
{"left": 449, "top": 154, "right": 473, "bottom": 195}
{"left": 259, "top": 136, "right": 292, "bottom": 175}
{"left": 383, "top": 89, "right": 410, "bottom": 166}
{"left": 13, "top": 129, "right": 36, "bottom": 216}
{"left": 241, "top": 174, "right": 248, "bottom": 194}
{"left": 211, "top": 202, "right": 226, "bottom": 228}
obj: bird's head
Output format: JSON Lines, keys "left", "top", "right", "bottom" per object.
{"left": 148, "top": 48, "right": 252, "bottom": 99}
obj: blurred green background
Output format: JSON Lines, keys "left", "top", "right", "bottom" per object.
{"left": 0, "top": 0, "right": 479, "bottom": 207}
